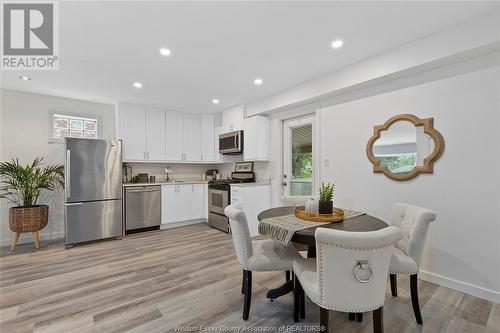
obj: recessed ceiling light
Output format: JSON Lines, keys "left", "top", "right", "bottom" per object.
{"left": 159, "top": 48, "right": 171, "bottom": 56}
{"left": 331, "top": 39, "right": 343, "bottom": 49}
{"left": 133, "top": 82, "right": 143, "bottom": 89}
{"left": 212, "top": 99, "right": 220, "bottom": 104}
{"left": 19, "top": 76, "right": 31, "bottom": 81}
{"left": 254, "top": 78, "right": 263, "bottom": 86}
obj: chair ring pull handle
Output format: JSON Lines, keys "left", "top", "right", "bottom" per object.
{"left": 354, "top": 262, "right": 373, "bottom": 283}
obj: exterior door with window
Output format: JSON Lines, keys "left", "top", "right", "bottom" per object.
{"left": 283, "top": 115, "right": 316, "bottom": 197}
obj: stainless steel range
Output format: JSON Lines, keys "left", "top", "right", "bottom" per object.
{"left": 208, "top": 171, "right": 254, "bottom": 233}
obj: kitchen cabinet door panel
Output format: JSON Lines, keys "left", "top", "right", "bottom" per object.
{"left": 183, "top": 114, "right": 201, "bottom": 161}
{"left": 147, "top": 108, "right": 166, "bottom": 160}
{"left": 166, "top": 111, "right": 184, "bottom": 161}
{"left": 244, "top": 115, "right": 270, "bottom": 161}
{"left": 161, "top": 185, "right": 178, "bottom": 224}
{"left": 117, "top": 104, "right": 146, "bottom": 160}
{"left": 178, "top": 185, "right": 193, "bottom": 221}
{"left": 191, "top": 184, "right": 204, "bottom": 219}
{"left": 201, "top": 116, "right": 215, "bottom": 162}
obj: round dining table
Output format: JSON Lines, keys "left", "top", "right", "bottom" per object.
{"left": 257, "top": 206, "right": 388, "bottom": 300}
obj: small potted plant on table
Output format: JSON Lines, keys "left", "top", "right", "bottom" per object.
{"left": 0, "top": 157, "right": 64, "bottom": 251}
{"left": 318, "top": 182, "right": 335, "bottom": 214}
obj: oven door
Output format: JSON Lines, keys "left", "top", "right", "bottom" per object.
{"left": 208, "top": 188, "right": 229, "bottom": 215}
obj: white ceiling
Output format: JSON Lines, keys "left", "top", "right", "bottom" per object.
{"left": 1, "top": 1, "right": 498, "bottom": 114}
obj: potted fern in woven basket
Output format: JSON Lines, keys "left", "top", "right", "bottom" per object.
{"left": 0, "top": 157, "right": 64, "bottom": 251}
{"left": 318, "top": 182, "right": 335, "bottom": 214}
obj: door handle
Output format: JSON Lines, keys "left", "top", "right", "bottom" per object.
{"left": 65, "top": 202, "right": 82, "bottom": 206}
{"left": 65, "top": 150, "right": 71, "bottom": 199}
{"left": 127, "top": 189, "right": 159, "bottom": 193}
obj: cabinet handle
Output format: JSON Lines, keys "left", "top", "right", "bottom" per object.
{"left": 65, "top": 150, "right": 71, "bottom": 199}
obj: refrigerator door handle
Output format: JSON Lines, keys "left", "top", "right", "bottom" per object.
{"left": 65, "top": 149, "right": 71, "bottom": 199}
{"left": 65, "top": 202, "right": 82, "bottom": 206}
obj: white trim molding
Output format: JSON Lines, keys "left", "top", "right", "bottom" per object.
{"left": 419, "top": 270, "right": 500, "bottom": 304}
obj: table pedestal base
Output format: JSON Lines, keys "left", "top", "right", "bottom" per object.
{"left": 266, "top": 246, "right": 316, "bottom": 300}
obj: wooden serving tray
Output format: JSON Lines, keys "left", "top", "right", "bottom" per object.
{"left": 294, "top": 206, "right": 344, "bottom": 223}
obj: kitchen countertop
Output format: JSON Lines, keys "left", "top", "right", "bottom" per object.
{"left": 230, "top": 181, "right": 270, "bottom": 187}
{"left": 123, "top": 180, "right": 209, "bottom": 187}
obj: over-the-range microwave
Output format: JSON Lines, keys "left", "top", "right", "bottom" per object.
{"left": 219, "top": 130, "right": 243, "bottom": 154}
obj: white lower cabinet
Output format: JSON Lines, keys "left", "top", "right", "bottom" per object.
{"left": 162, "top": 185, "right": 178, "bottom": 224}
{"left": 230, "top": 184, "right": 271, "bottom": 237}
{"left": 162, "top": 184, "right": 206, "bottom": 224}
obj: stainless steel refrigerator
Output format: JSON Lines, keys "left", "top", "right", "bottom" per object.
{"left": 64, "top": 138, "right": 123, "bottom": 246}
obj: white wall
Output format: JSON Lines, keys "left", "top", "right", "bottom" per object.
{"left": 319, "top": 66, "right": 500, "bottom": 302}
{"left": 0, "top": 89, "right": 115, "bottom": 246}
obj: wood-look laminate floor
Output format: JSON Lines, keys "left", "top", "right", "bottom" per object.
{"left": 0, "top": 223, "right": 498, "bottom": 333}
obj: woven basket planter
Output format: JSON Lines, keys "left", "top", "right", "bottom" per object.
{"left": 9, "top": 205, "right": 48, "bottom": 233}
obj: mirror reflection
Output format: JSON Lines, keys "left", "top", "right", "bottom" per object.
{"left": 372, "top": 120, "right": 434, "bottom": 175}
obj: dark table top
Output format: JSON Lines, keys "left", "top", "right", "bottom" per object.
{"left": 257, "top": 206, "right": 388, "bottom": 247}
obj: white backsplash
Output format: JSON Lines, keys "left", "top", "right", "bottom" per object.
{"left": 126, "top": 163, "right": 215, "bottom": 182}
{"left": 126, "top": 161, "right": 274, "bottom": 183}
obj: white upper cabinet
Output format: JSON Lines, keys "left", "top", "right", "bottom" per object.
{"left": 117, "top": 104, "right": 146, "bottom": 160}
{"left": 222, "top": 105, "right": 245, "bottom": 132}
{"left": 165, "top": 110, "right": 184, "bottom": 161}
{"left": 117, "top": 103, "right": 218, "bottom": 162}
{"left": 244, "top": 115, "right": 270, "bottom": 161}
{"left": 201, "top": 115, "right": 215, "bottom": 162}
{"left": 183, "top": 113, "right": 201, "bottom": 161}
{"left": 213, "top": 126, "right": 223, "bottom": 162}
{"left": 146, "top": 108, "right": 166, "bottom": 160}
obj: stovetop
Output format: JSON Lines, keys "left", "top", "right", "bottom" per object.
{"left": 208, "top": 179, "right": 253, "bottom": 184}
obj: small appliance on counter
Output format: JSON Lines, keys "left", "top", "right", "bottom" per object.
{"left": 205, "top": 169, "right": 218, "bottom": 181}
{"left": 137, "top": 173, "right": 149, "bottom": 183}
{"left": 207, "top": 163, "right": 254, "bottom": 233}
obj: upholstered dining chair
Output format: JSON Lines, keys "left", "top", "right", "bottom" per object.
{"left": 224, "top": 204, "right": 302, "bottom": 320}
{"left": 388, "top": 202, "right": 436, "bottom": 325}
{"left": 293, "top": 226, "right": 402, "bottom": 333}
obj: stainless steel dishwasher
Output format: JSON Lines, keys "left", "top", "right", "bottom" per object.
{"left": 124, "top": 186, "right": 161, "bottom": 233}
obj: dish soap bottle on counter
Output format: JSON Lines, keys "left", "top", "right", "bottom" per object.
{"left": 305, "top": 198, "right": 318, "bottom": 213}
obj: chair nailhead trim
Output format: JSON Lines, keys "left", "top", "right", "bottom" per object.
{"left": 319, "top": 240, "right": 392, "bottom": 251}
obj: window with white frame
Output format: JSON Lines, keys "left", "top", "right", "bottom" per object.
{"left": 51, "top": 113, "right": 98, "bottom": 140}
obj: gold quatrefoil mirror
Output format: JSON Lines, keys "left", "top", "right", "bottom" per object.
{"left": 366, "top": 114, "right": 444, "bottom": 181}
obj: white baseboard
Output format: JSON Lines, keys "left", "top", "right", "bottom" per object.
{"left": 419, "top": 270, "right": 500, "bottom": 304}
{"left": 0, "top": 231, "right": 64, "bottom": 247}
{"left": 160, "top": 219, "right": 207, "bottom": 229}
